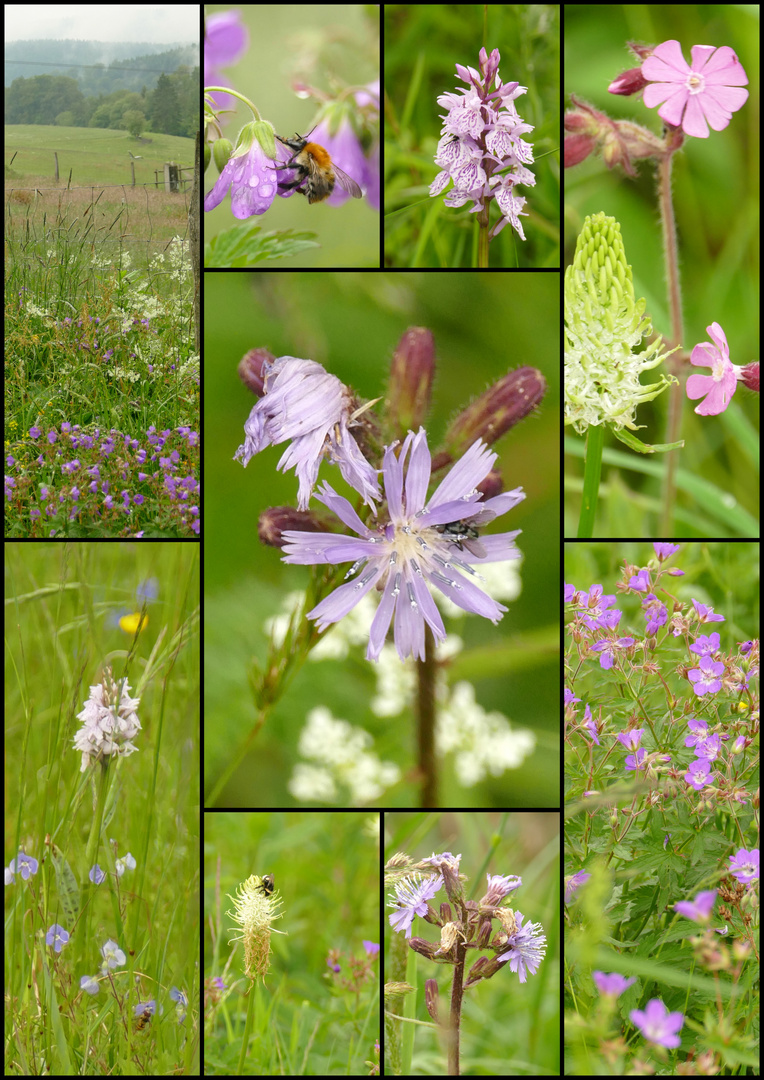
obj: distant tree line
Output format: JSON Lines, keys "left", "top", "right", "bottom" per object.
{"left": 5, "top": 65, "right": 199, "bottom": 139}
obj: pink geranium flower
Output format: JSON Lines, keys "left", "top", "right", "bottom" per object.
{"left": 641, "top": 40, "right": 749, "bottom": 139}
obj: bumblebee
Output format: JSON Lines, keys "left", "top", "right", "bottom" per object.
{"left": 272, "top": 129, "right": 363, "bottom": 204}
{"left": 257, "top": 873, "right": 275, "bottom": 896}
{"left": 134, "top": 1006, "right": 153, "bottom": 1032}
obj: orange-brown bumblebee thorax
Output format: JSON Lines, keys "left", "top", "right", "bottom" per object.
{"left": 303, "top": 142, "right": 332, "bottom": 167}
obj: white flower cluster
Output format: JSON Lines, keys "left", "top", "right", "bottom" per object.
{"left": 72, "top": 668, "right": 142, "bottom": 772}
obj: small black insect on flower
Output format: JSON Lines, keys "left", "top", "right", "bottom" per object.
{"left": 257, "top": 873, "right": 275, "bottom": 896}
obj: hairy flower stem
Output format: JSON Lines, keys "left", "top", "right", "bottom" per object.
{"left": 447, "top": 941, "right": 466, "bottom": 1074}
{"left": 657, "top": 149, "right": 685, "bottom": 532}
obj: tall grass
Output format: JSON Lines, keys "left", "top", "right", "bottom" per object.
{"left": 5, "top": 544, "right": 200, "bottom": 1073}
{"left": 4, "top": 187, "right": 200, "bottom": 537}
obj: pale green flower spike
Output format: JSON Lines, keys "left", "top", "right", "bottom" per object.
{"left": 564, "top": 212, "right": 677, "bottom": 436}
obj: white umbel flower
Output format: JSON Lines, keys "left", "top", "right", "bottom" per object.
{"left": 565, "top": 213, "right": 675, "bottom": 435}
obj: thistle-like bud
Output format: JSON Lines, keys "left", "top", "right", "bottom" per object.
{"left": 564, "top": 212, "right": 676, "bottom": 435}
{"left": 564, "top": 95, "right": 668, "bottom": 177}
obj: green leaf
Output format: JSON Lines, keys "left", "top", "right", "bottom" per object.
{"left": 612, "top": 428, "right": 684, "bottom": 453}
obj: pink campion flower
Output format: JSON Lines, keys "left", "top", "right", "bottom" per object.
{"left": 281, "top": 429, "right": 525, "bottom": 662}
{"left": 641, "top": 40, "right": 749, "bottom": 139}
{"left": 685, "top": 322, "right": 752, "bottom": 415}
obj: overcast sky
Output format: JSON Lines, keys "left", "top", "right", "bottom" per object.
{"left": 4, "top": 4, "right": 199, "bottom": 43}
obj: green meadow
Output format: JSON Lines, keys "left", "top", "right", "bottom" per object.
{"left": 4, "top": 126, "right": 199, "bottom": 538}
{"left": 5, "top": 543, "right": 200, "bottom": 1073}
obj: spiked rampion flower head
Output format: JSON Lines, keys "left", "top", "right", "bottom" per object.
{"left": 565, "top": 212, "right": 676, "bottom": 435}
{"left": 228, "top": 874, "right": 286, "bottom": 984}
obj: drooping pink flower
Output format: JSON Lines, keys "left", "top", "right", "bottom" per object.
{"left": 642, "top": 40, "right": 749, "bottom": 139}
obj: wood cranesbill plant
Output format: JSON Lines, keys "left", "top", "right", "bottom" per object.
{"left": 564, "top": 543, "right": 759, "bottom": 1074}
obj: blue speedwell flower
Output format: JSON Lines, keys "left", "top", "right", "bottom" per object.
{"left": 280, "top": 428, "right": 524, "bottom": 662}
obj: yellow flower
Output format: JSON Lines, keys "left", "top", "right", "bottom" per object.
{"left": 119, "top": 612, "right": 148, "bottom": 635}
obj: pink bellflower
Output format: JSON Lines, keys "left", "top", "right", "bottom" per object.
{"left": 280, "top": 429, "right": 525, "bottom": 662}
{"left": 641, "top": 40, "right": 749, "bottom": 139}
{"left": 203, "top": 126, "right": 281, "bottom": 219}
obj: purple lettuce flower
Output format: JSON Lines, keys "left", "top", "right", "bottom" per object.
{"left": 281, "top": 429, "right": 524, "bottom": 661}
{"left": 234, "top": 356, "right": 381, "bottom": 510}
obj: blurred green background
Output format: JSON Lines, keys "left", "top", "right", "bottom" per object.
{"left": 205, "top": 272, "right": 560, "bottom": 807}
{"left": 204, "top": 810, "right": 379, "bottom": 1074}
{"left": 384, "top": 4, "right": 560, "bottom": 268}
{"left": 564, "top": 542, "right": 760, "bottom": 643}
{"left": 564, "top": 5, "right": 760, "bottom": 535}
{"left": 384, "top": 811, "right": 560, "bottom": 1075}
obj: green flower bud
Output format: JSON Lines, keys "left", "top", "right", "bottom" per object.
{"left": 565, "top": 212, "right": 677, "bottom": 435}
